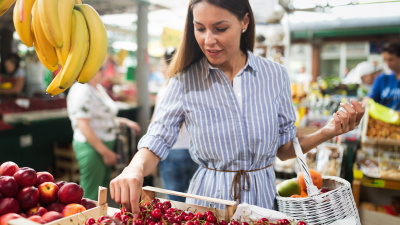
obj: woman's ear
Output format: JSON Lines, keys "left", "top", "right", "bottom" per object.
{"left": 242, "top": 12, "right": 250, "bottom": 31}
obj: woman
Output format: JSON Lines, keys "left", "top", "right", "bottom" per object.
{"left": 110, "top": 0, "right": 364, "bottom": 213}
{"left": 0, "top": 54, "right": 25, "bottom": 96}
{"left": 67, "top": 67, "right": 140, "bottom": 200}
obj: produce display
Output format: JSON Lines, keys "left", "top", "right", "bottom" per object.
{"left": 366, "top": 116, "right": 400, "bottom": 140}
{"left": 83, "top": 198, "right": 306, "bottom": 225}
{"left": 0, "top": 161, "right": 97, "bottom": 224}
{"left": 0, "top": 0, "right": 107, "bottom": 96}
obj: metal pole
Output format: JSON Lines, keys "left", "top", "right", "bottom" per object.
{"left": 136, "top": 0, "right": 150, "bottom": 137}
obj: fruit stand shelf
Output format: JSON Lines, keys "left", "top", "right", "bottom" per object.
{"left": 352, "top": 177, "right": 400, "bottom": 207}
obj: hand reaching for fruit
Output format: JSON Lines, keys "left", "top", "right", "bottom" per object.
{"left": 320, "top": 99, "right": 364, "bottom": 139}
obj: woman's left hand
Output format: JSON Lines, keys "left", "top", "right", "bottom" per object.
{"left": 321, "top": 99, "right": 365, "bottom": 139}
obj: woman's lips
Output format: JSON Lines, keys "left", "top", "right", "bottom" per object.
{"left": 206, "top": 49, "right": 223, "bottom": 57}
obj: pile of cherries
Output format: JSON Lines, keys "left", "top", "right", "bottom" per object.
{"left": 84, "top": 198, "right": 306, "bottom": 225}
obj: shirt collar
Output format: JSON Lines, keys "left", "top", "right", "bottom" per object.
{"left": 203, "top": 50, "right": 257, "bottom": 79}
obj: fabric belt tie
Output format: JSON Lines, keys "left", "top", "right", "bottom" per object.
{"left": 203, "top": 164, "right": 272, "bottom": 203}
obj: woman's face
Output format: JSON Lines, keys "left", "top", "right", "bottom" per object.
{"left": 192, "top": 2, "right": 248, "bottom": 68}
{"left": 4, "top": 59, "right": 16, "bottom": 74}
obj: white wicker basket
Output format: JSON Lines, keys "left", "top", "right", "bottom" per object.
{"left": 276, "top": 138, "right": 361, "bottom": 225}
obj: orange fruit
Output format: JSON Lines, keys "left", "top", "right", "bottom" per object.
{"left": 298, "top": 169, "right": 323, "bottom": 191}
{"left": 290, "top": 194, "right": 302, "bottom": 198}
{"left": 300, "top": 189, "right": 308, "bottom": 197}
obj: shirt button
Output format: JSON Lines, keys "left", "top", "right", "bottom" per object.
{"left": 238, "top": 93, "right": 241, "bottom": 97}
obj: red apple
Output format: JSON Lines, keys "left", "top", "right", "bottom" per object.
{"left": 35, "top": 172, "right": 54, "bottom": 187}
{"left": 38, "top": 182, "right": 59, "bottom": 204}
{"left": 56, "top": 181, "right": 66, "bottom": 189}
{"left": 0, "top": 162, "right": 19, "bottom": 176}
{"left": 0, "top": 213, "right": 22, "bottom": 225}
{"left": 46, "top": 202, "right": 66, "bottom": 213}
{"left": 0, "top": 198, "right": 20, "bottom": 216}
{"left": 28, "top": 215, "right": 46, "bottom": 224}
{"left": 42, "top": 211, "right": 64, "bottom": 223}
{"left": 13, "top": 167, "right": 37, "bottom": 188}
{"left": 16, "top": 186, "right": 39, "bottom": 209}
{"left": 61, "top": 203, "right": 86, "bottom": 217}
{"left": 80, "top": 198, "right": 97, "bottom": 210}
{"left": 0, "top": 176, "right": 18, "bottom": 197}
{"left": 26, "top": 206, "right": 47, "bottom": 217}
{"left": 58, "top": 183, "right": 84, "bottom": 204}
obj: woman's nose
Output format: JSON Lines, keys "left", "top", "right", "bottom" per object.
{"left": 205, "top": 30, "right": 216, "bottom": 45}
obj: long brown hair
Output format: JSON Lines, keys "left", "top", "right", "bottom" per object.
{"left": 168, "top": 0, "right": 255, "bottom": 77}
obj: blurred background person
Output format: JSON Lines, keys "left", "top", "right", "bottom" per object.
{"left": 368, "top": 41, "right": 400, "bottom": 110}
{"left": 67, "top": 66, "right": 141, "bottom": 200}
{"left": 0, "top": 53, "right": 25, "bottom": 97}
{"left": 24, "top": 51, "right": 47, "bottom": 97}
{"left": 294, "top": 64, "right": 313, "bottom": 93}
{"left": 155, "top": 47, "right": 198, "bottom": 201}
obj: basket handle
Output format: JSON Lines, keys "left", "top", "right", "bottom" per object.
{"left": 292, "top": 138, "right": 322, "bottom": 199}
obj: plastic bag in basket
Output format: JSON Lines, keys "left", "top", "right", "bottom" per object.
{"left": 368, "top": 99, "right": 400, "bottom": 125}
{"left": 231, "top": 203, "right": 295, "bottom": 223}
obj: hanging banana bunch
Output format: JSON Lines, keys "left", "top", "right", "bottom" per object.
{"left": 8, "top": 0, "right": 108, "bottom": 96}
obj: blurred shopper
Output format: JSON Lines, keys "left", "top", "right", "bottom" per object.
{"left": 294, "top": 64, "right": 312, "bottom": 93}
{"left": 110, "top": 0, "right": 364, "bottom": 212}
{"left": 155, "top": 47, "right": 198, "bottom": 202}
{"left": 349, "top": 61, "right": 381, "bottom": 99}
{"left": 0, "top": 53, "right": 25, "bottom": 97}
{"left": 24, "top": 51, "right": 47, "bottom": 97}
{"left": 67, "top": 67, "right": 141, "bottom": 200}
{"left": 368, "top": 41, "right": 400, "bottom": 110}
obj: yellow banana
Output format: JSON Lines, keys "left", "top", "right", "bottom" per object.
{"left": 74, "top": 4, "right": 108, "bottom": 84}
{"left": 75, "top": 0, "right": 82, "bottom": 3}
{"left": 58, "top": 10, "right": 89, "bottom": 89}
{"left": 32, "top": 29, "right": 58, "bottom": 72}
{"left": 31, "top": 1, "right": 59, "bottom": 67}
{"left": 13, "top": 0, "right": 36, "bottom": 47}
{"left": 0, "top": 0, "right": 16, "bottom": 16}
{"left": 46, "top": 70, "right": 70, "bottom": 96}
{"left": 37, "top": 0, "right": 63, "bottom": 48}
{"left": 56, "top": 0, "right": 75, "bottom": 67}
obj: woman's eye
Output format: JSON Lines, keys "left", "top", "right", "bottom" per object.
{"left": 195, "top": 28, "right": 205, "bottom": 32}
{"left": 217, "top": 28, "right": 228, "bottom": 32}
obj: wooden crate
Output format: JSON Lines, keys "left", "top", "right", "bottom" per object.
{"left": 361, "top": 105, "right": 400, "bottom": 147}
{"left": 141, "top": 186, "right": 237, "bottom": 222}
{"left": 8, "top": 187, "right": 108, "bottom": 225}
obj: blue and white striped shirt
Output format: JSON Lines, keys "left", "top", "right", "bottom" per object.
{"left": 138, "top": 51, "right": 296, "bottom": 209}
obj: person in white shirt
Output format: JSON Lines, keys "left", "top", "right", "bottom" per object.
{"left": 67, "top": 66, "right": 140, "bottom": 200}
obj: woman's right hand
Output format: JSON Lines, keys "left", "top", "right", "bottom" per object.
{"left": 110, "top": 167, "right": 144, "bottom": 214}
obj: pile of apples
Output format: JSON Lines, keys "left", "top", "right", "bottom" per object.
{"left": 84, "top": 198, "right": 306, "bottom": 225}
{"left": 0, "top": 161, "right": 96, "bottom": 224}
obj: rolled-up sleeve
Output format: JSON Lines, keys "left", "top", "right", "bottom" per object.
{"left": 138, "top": 77, "right": 185, "bottom": 160}
{"left": 277, "top": 67, "right": 296, "bottom": 147}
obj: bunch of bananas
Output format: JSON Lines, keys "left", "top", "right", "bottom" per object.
{"left": 6, "top": 0, "right": 107, "bottom": 96}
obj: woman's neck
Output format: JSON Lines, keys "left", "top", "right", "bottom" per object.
{"left": 219, "top": 51, "right": 247, "bottom": 83}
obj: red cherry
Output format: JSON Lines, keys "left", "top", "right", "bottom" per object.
{"left": 167, "top": 208, "right": 175, "bottom": 214}
{"left": 174, "top": 215, "right": 182, "bottom": 223}
{"left": 194, "top": 212, "right": 204, "bottom": 220}
{"left": 204, "top": 222, "right": 210, "bottom": 225}
{"left": 241, "top": 222, "right": 249, "bottom": 225}
{"left": 206, "top": 215, "right": 217, "bottom": 223}
{"left": 121, "top": 215, "right": 130, "bottom": 223}
{"left": 113, "top": 211, "right": 122, "bottom": 220}
{"left": 204, "top": 211, "right": 214, "bottom": 217}
{"left": 150, "top": 208, "right": 163, "bottom": 220}
{"left": 151, "top": 198, "right": 160, "bottom": 205}
{"left": 135, "top": 219, "right": 144, "bottom": 225}
{"left": 155, "top": 202, "right": 163, "bottom": 209}
{"left": 121, "top": 207, "right": 127, "bottom": 214}
{"left": 145, "top": 218, "right": 153, "bottom": 224}
{"left": 149, "top": 222, "right": 156, "bottom": 225}
{"left": 185, "top": 222, "right": 194, "bottom": 225}
{"left": 260, "top": 218, "right": 269, "bottom": 223}
{"left": 277, "top": 219, "right": 290, "bottom": 225}
{"left": 193, "top": 220, "right": 201, "bottom": 225}
{"left": 163, "top": 201, "right": 172, "bottom": 208}
{"left": 231, "top": 221, "right": 240, "bottom": 225}
{"left": 156, "top": 221, "right": 164, "bottom": 225}
{"left": 220, "top": 220, "right": 227, "bottom": 225}
{"left": 85, "top": 217, "right": 96, "bottom": 225}
{"left": 98, "top": 215, "right": 108, "bottom": 222}
{"left": 297, "top": 221, "right": 307, "bottom": 225}
{"left": 172, "top": 223, "right": 180, "bottom": 225}
{"left": 184, "top": 216, "right": 193, "bottom": 221}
